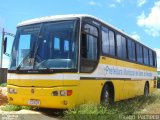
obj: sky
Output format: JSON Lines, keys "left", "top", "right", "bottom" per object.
{"left": 0, "top": 0, "right": 160, "bottom": 70}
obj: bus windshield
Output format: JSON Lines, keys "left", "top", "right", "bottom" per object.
{"left": 10, "top": 20, "right": 79, "bottom": 71}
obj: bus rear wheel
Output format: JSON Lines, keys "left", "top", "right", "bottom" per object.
{"left": 144, "top": 82, "right": 149, "bottom": 97}
{"left": 101, "top": 84, "right": 113, "bottom": 105}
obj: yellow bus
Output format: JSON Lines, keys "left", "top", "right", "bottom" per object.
{"left": 6, "top": 14, "right": 157, "bottom": 109}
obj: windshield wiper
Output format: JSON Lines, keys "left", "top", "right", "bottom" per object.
{"left": 33, "top": 23, "right": 43, "bottom": 69}
{"left": 34, "top": 55, "right": 51, "bottom": 70}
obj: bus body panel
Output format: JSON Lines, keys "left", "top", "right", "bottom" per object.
{"left": 7, "top": 79, "right": 156, "bottom": 109}
{"left": 7, "top": 56, "right": 157, "bottom": 109}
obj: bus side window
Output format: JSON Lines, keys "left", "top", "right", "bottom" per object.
{"left": 116, "top": 34, "right": 127, "bottom": 59}
{"left": 153, "top": 52, "right": 157, "bottom": 67}
{"left": 81, "top": 33, "right": 98, "bottom": 61}
{"left": 136, "top": 43, "right": 143, "bottom": 63}
{"left": 101, "top": 27, "right": 115, "bottom": 56}
{"left": 81, "top": 33, "right": 87, "bottom": 58}
{"left": 149, "top": 50, "right": 153, "bottom": 66}
{"left": 143, "top": 47, "right": 149, "bottom": 65}
{"left": 128, "top": 39, "right": 136, "bottom": 61}
{"left": 80, "top": 23, "right": 98, "bottom": 73}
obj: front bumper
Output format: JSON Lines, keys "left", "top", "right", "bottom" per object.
{"left": 7, "top": 85, "right": 77, "bottom": 109}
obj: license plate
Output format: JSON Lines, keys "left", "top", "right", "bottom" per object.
{"left": 28, "top": 100, "right": 40, "bottom": 106}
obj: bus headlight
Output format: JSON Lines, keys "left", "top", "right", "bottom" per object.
{"left": 60, "top": 90, "right": 67, "bottom": 96}
{"left": 8, "top": 88, "right": 17, "bottom": 94}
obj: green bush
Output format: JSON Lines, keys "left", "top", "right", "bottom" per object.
{"left": 0, "top": 83, "right": 7, "bottom": 87}
{"left": 1, "top": 104, "right": 33, "bottom": 111}
{"left": 21, "top": 106, "right": 33, "bottom": 110}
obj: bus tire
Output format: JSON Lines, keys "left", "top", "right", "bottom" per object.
{"left": 144, "top": 82, "right": 149, "bottom": 97}
{"left": 101, "top": 83, "right": 114, "bottom": 105}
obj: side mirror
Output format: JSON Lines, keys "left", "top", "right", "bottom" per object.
{"left": 3, "top": 37, "right": 7, "bottom": 54}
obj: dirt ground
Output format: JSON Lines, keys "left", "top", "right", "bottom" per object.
{"left": 0, "top": 87, "right": 7, "bottom": 105}
{"left": 0, "top": 109, "right": 61, "bottom": 120}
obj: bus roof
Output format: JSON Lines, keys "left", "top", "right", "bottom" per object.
{"left": 18, "top": 14, "right": 123, "bottom": 32}
{"left": 17, "top": 14, "right": 155, "bottom": 51}
{"left": 17, "top": 14, "right": 133, "bottom": 40}
{"left": 18, "top": 14, "right": 86, "bottom": 26}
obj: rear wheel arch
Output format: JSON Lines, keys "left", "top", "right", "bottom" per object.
{"left": 144, "top": 81, "right": 149, "bottom": 97}
{"left": 100, "top": 81, "right": 115, "bottom": 104}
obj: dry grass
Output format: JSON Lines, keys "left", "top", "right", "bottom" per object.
{"left": 137, "top": 89, "right": 160, "bottom": 114}
{"left": 65, "top": 89, "right": 160, "bottom": 120}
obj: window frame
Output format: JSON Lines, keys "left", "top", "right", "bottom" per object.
{"left": 80, "top": 20, "right": 100, "bottom": 73}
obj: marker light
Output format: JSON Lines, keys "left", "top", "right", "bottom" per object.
{"left": 66, "top": 90, "right": 73, "bottom": 96}
{"left": 52, "top": 91, "right": 58, "bottom": 96}
{"left": 8, "top": 88, "right": 17, "bottom": 94}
